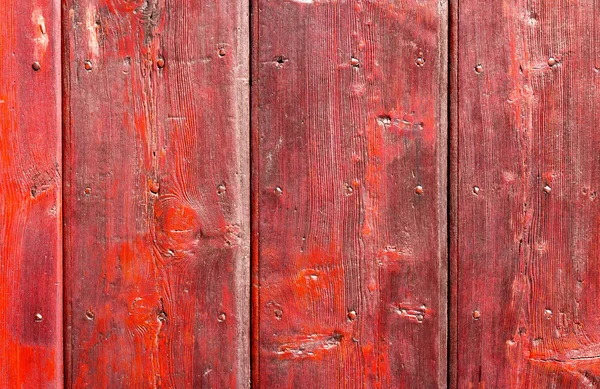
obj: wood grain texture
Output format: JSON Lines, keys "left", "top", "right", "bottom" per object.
{"left": 453, "top": 0, "right": 600, "bottom": 387}
{"left": 62, "top": 0, "right": 249, "bottom": 387}
{"left": 252, "top": 0, "right": 448, "bottom": 387}
{"left": 0, "top": 0, "right": 63, "bottom": 387}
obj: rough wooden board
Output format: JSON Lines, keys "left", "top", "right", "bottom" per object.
{"left": 62, "top": 0, "right": 249, "bottom": 386}
{"left": 0, "top": 0, "right": 63, "bottom": 387}
{"left": 252, "top": 0, "right": 448, "bottom": 387}
{"left": 453, "top": 1, "right": 600, "bottom": 387}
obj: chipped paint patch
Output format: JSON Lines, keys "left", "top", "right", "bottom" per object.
{"left": 86, "top": 6, "right": 100, "bottom": 58}
{"left": 32, "top": 9, "right": 49, "bottom": 58}
{"left": 275, "top": 332, "right": 343, "bottom": 359}
{"left": 389, "top": 303, "right": 428, "bottom": 323}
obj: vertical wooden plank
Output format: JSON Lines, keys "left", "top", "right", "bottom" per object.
{"left": 63, "top": 0, "right": 249, "bottom": 386}
{"left": 454, "top": 0, "right": 600, "bottom": 387}
{"left": 0, "top": 0, "right": 63, "bottom": 387}
{"left": 252, "top": 0, "right": 448, "bottom": 387}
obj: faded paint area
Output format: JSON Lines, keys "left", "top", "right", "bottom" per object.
{"left": 84, "top": 6, "right": 100, "bottom": 58}
{"left": 32, "top": 9, "right": 49, "bottom": 59}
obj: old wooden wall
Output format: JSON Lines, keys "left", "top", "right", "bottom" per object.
{"left": 0, "top": 0, "right": 63, "bottom": 387}
{"left": 62, "top": 0, "right": 249, "bottom": 387}
{"left": 452, "top": 0, "right": 600, "bottom": 387}
{"left": 3, "top": 0, "right": 600, "bottom": 387}
{"left": 252, "top": 0, "right": 448, "bottom": 387}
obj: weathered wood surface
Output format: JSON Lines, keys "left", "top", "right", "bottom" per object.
{"left": 0, "top": 0, "right": 63, "bottom": 387}
{"left": 252, "top": 0, "right": 448, "bottom": 387}
{"left": 453, "top": 0, "right": 600, "bottom": 387}
{"left": 62, "top": 0, "right": 249, "bottom": 386}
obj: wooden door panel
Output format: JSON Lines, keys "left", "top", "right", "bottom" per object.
{"left": 62, "top": 0, "right": 249, "bottom": 386}
{"left": 0, "top": 0, "right": 63, "bottom": 387}
{"left": 452, "top": 0, "right": 600, "bottom": 387}
{"left": 252, "top": 0, "right": 448, "bottom": 387}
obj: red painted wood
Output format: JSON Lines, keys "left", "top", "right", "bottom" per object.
{"left": 453, "top": 1, "right": 600, "bottom": 387}
{"left": 252, "top": 1, "right": 448, "bottom": 387}
{"left": 0, "top": 0, "right": 63, "bottom": 387}
{"left": 62, "top": 0, "right": 250, "bottom": 387}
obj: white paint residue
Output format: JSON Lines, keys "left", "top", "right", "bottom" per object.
{"left": 32, "top": 9, "right": 49, "bottom": 58}
{"left": 86, "top": 6, "right": 100, "bottom": 58}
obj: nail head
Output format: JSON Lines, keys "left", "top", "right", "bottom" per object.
{"left": 149, "top": 180, "right": 160, "bottom": 194}
{"left": 416, "top": 52, "right": 425, "bottom": 67}
{"left": 347, "top": 310, "right": 357, "bottom": 321}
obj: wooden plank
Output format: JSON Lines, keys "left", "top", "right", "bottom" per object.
{"left": 62, "top": 0, "right": 249, "bottom": 386}
{"left": 252, "top": 0, "right": 448, "bottom": 387}
{"left": 453, "top": 0, "right": 600, "bottom": 387}
{"left": 0, "top": 0, "right": 63, "bottom": 387}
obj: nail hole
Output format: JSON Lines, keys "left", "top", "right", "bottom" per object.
{"left": 273, "top": 56, "right": 287, "bottom": 67}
